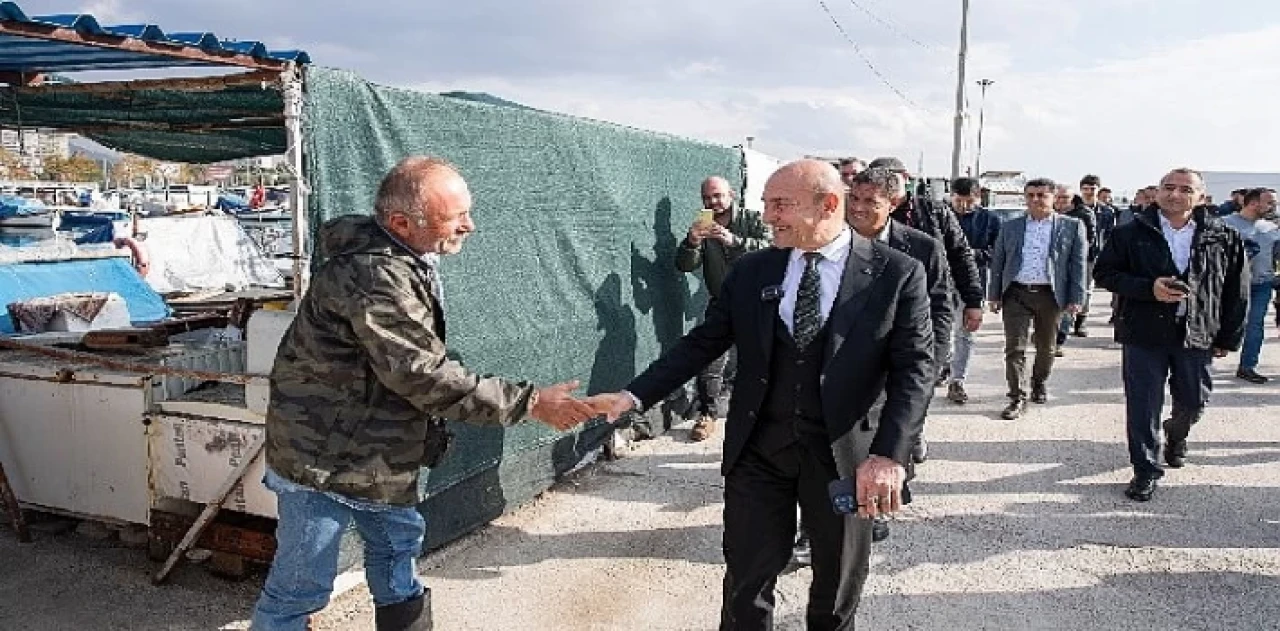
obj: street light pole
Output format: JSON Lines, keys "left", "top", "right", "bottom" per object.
{"left": 974, "top": 78, "right": 994, "bottom": 177}
{"left": 949, "top": 0, "right": 971, "bottom": 181}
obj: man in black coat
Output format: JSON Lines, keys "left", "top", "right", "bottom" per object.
{"left": 868, "top": 157, "right": 984, "bottom": 341}
{"left": 1094, "top": 168, "right": 1249, "bottom": 503}
{"left": 591, "top": 159, "right": 934, "bottom": 630}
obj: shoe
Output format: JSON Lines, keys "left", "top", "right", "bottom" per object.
{"left": 1000, "top": 399, "right": 1027, "bottom": 420}
{"left": 911, "top": 438, "right": 928, "bottom": 464}
{"left": 1165, "top": 439, "right": 1187, "bottom": 468}
{"left": 1030, "top": 383, "right": 1047, "bottom": 404}
{"left": 1236, "top": 368, "right": 1269, "bottom": 384}
{"left": 1056, "top": 331, "right": 1067, "bottom": 346}
{"left": 689, "top": 416, "right": 718, "bottom": 442}
{"left": 1073, "top": 315, "right": 1089, "bottom": 337}
{"left": 374, "top": 589, "right": 431, "bottom": 630}
{"left": 947, "top": 381, "right": 969, "bottom": 404}
{"left": 871, "top": 517, "right": 890, "bottom": 543}
{"left": 935, "top": 365, "right": 951, "bottom": 387}
{"left": 791, "top": 532, "right": 812, "bottom": 566}
{"left": 1124, "top": 476, "right": 1157, "bottom": 502}
{"left": 1054, "top": 346, "right": 1064, "bottom": 358}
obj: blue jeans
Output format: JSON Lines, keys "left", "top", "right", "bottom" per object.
{"left": 250, "top": 469, "right": 426, "bottom": 631}
{"left": 1240, "top": 283, "right": 1275, "bottom": 371}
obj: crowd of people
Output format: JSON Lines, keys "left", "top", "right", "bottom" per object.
{"left": 244, "top": 155, "right": 1278, "bottom": 630}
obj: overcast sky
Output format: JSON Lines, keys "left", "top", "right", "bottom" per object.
{"left": 70, "top": 0, "right": 1280, "bottom": 192}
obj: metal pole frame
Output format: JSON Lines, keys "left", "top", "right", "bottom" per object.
{"left": 949, "top": 0, "right": 971, "bottom": 181}
{"left": 974, "top": 79, "right": 993, "bottom": 178}
{"left": 282, "top": 64, "right": 310, "bottom": 300}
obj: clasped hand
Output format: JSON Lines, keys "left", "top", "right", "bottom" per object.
{"left": 529, "top": 384, "right": 640, "bottom": 431}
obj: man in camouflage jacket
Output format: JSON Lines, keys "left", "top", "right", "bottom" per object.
{"left": 251, "top": 157, "right": 594, "bottom": 631}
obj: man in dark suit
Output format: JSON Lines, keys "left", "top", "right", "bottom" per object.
{"left": 591, "top": 159, "right": 935, "bottom": 630}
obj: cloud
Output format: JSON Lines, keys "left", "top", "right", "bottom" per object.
{"left": 54, "top": 0, "right": 1280, "bottom": 190}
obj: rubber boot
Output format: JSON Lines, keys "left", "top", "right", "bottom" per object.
{"left": 374, "top": 589, "right": 432, "bottom": 631}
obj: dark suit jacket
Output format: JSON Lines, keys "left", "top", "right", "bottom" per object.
{"left": 885, "top": 222, "right": 954, "bottom": 366}
{"left": 626, "top": 236, "right": 935, "bottom": 477}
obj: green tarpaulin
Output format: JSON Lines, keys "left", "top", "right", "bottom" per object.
{"left": 302, "top": 66, "right": 745, "bottom": 547}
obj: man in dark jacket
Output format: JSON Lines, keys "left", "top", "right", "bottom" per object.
{"left": 947, "top": 177, "right": 999, "bottom": 404}
{"left": 1094, "top": 168, "right": 1249, "bottom": 503}
{"left": 675, "top": 176, "right": 771, "bottom": 441}
{"left": 1055, "top": 185, "right": 1099, "bottom": 347}
{"left": 868, "top": 157, "right": 985, "bottom": 341}
{"left": 252, "top": 157, "right": 595, "bottom": 630}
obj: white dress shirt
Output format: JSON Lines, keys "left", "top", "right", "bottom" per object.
{"left": 1159, "top": 214, "right": 1196, "bottom": 274}
{"left": 1014, "top": 213, "right": 1056, "bottom": 284}
{"left": 779, "top": 227, "right": 853, "bottom": 334}
{"left": 1160, "top": 214, "right": 1196, "bottom": 316}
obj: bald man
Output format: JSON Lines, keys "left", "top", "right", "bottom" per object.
{"left": 675, "top": 176, "right": 771, "bottom": 440}
{"left": 592, "top": 159, "right": 934, "bottom": 629}
{"left": 252, "top": 157, "right": 596, "bottom": 631}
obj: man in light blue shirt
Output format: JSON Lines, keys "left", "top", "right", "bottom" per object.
{"left": 1222, "top": 187, "right": 1280, "bottom": 383}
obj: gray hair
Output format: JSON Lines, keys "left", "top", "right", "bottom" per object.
{"left": 849, "top": 167, "right": 900, "bottom": 199}
{"left": 1162, "top": 167, "right": 1205, "bottom": 190}
{"left": 374, "top": 156, "right": 458, "bottom": 222}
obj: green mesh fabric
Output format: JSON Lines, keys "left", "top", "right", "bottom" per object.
{"left": 0, "top": 83, "right": 285, "bottom": 163}
{"left": 302, "top": 66, "right": 744, "bottom": 546}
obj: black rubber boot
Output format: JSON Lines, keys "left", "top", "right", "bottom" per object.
{"left": 375, "top": 589, "right": 432, "bottom": 631}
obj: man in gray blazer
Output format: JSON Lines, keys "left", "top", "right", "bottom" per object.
{"left": 988, "top": 177, "right": 1089, "bottom": 419}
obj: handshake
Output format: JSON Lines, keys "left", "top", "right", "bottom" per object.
{"left": 528, "top": 381, "right": 641, "bottom": 431}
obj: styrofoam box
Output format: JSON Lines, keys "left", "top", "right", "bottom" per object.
{"left": 245, "top": 309, "right": 295, "bottom": 415}
{"left": 47, "top": 293, "right": 131, "bottom": 332}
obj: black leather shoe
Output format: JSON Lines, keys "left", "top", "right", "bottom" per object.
{"left": 947, "top": 381, "right": 969, "bottom": 404}
{"left": 1165, "top": 439, "right": 1187, "bottom": 468}
{"left": 1237, "top": 368, "right": 1269, "bottom": 384}
{"left": 871, "top": 517, "right": 890, "bottom": 543}
{"left": 911, "top": 438, "right": 928, "bottom": 464}
{"left": 1001, "top": 399, "right": 1027, "bottom": 420}
{"left": 1073, "top": 315, "right": 1089, "bottom": 337}
{"left": 1124, "top": 476, "right": 1157, "bottom": 502}
{"left": 1030, "top": 383, "right": 1047, "bottom": 404}
{"left": 375, "top": 590, "right": 432, "bottom": 630}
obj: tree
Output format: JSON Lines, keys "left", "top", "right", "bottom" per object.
{"left": 0, "top": 147, "right": 31, "bottom": 179}
{"left": 40, "top": 154, "right": 102, "bottom": 183}
{"left": 109, "top": 155, "right": 159, "bottom": 188}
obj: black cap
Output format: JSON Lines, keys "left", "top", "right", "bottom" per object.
{"left": 867, "top": 157, "right": 907, "bottom": 172}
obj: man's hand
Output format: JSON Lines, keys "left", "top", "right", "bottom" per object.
{"left": 1153, "top": 277, "right": 1187, "bottom": 303}
{"left": 1064, "top": 303, "right": 1081, "bottom": 316}
{"left": 1213, "top": 347, "right": 1230, "bottom": 358}
{"left": 686, "top": 224, "right": 709, "bottom": 246}
{"left": 963, "top": 307, "right": 983, "bottom": 332}
{"left": 704, "top": 223, "right": 737, "bottom": 246}
{"left": 584, "top": 392, "right": 636, "bottom": 422}
{"left": 854, "top": 455, "right": 906, "bottom": 519}
{"left": 989, "top": 300, "right": 1002, "bottom": 314}
{"left": 529, "top": 381, "right": 596, "bottom": 431}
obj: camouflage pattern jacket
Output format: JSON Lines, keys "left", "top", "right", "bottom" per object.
{"left": 266, "top": 215, "right": 535, "bottom": 506}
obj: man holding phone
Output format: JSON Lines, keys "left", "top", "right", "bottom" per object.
{"left": 1094, "top": 168, "right": 1249, "bottom": 502}
{"left": 676, "top": 176, "right": 771, "bottom": 441}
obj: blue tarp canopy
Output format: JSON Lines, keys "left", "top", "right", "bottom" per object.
{"left": 0, "top": 2, "right": 308, "bottom": 75}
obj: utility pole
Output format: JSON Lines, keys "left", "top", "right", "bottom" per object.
{"left": 974, "top": 78, "right": 994, "bottom": 177}
{"left": 948, "top": 0, "right": 971, "bottom": 181}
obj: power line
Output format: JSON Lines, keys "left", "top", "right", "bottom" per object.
{"left": 846, "top": 0, "right": 947, "bottom": 55}
{"left": 814, "top": 0, "right": 927, "bottom": 112}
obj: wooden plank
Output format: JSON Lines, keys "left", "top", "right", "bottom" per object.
{"left": 9, "top": 70, "right": 281, "bottom": 95}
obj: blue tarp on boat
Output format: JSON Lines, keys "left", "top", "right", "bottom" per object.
{"left": 0, "top": 257, "right": 171, "bottom": 334}
{"left": 0, "top": 195, "right": 47, "bottom": 219}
